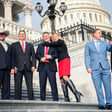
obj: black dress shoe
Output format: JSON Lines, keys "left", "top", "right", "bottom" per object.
{"left": 106, "top": 105, "right": 112, "bottom": 110}
{"left": 99, "top": 106, "right": 106, "bottom": 109}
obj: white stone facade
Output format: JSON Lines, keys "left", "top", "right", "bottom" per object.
{"left": 0, "top": 0, "right": 41, "bottom": 42}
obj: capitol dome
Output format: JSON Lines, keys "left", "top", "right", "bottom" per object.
{"left": 41, "top": 0, "right": 112, "bottom": 36}
{"left": 59, "top": 0, "right": 101, "bottom": 6}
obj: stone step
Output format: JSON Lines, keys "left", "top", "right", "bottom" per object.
{"left": 0, "top": 100, "right": 111, "bottom": 112}
{"left": 0, "top": 87, "right": 64, "bottom": 100}
{"left": 0, "top": 109, "right": 111, "bottom": 112}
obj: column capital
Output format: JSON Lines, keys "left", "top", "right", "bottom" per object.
{"left": 23, "top": 5, "right": 33, "bottom": 15}
{"left": 3, "top": 0, "right": 14, "bottom": 7}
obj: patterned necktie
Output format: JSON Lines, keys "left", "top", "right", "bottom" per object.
{"left": 22, "top": 40, "right": 25, "bottom": 53}
{"left": 45, "top": 46, "right": 48, "bottom": 62}
{"left": 2, "top": 41, "right": 7, "bottom": 52}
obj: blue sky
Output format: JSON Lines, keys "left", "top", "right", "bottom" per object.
{"left": 19, "top": 0, "right": 112, "bottom": 32}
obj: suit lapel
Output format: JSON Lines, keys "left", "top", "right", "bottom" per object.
{"left": 18, "top": 42, "right": 24, "bottom": 53}
{"left": 6, "top": 43, "right": 9, "bottom": 52}
{"left": 99, "top": 40, "right": 102, "bottom": 52}
{"left": 0, "top": 42, "right": 8, "bottom": 52}
{"left": 91, "top": 40, "right": 97, "bottom": 52}
{"left": 48, "top": 47, "right": 50, "bottom": 54}
{"left": 25, "top": 42, "right": 28, "bottom": 53}
{"left": 0, "top": 43, "right": 4, "bottom": 51}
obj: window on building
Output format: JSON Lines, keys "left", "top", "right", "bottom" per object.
{"left": 100, "top": 15, "right": 102, "bottom": 22}
{"left": 83, "top": 13, "right": 86, "bottom": 20}
{"left": 89, "top": 13, "right": 92, "bottom": 22}
{"left": 70, "top": 14, "right": 73, "bottom": 21}
{"left": 64, "top": 15, "right": 67, "bottom": 24}
{"left": 95, "top": 14, "right": 97, "bottom": 22}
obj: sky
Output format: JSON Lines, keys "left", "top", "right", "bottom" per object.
{"left": 19, "top": 0, "right": 112, "bottom": 32}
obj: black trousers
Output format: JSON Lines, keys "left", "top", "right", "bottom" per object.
{"left": 14, "top": 65, "right": 34, "bottom": 100}
{"left": 0, "top": 69, "right": 10, "bottom": 99}
{"left": 39, "top": 63, "right": 58, "bottom": 101}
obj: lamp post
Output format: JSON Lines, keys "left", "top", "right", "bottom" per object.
{"left": 35, "top": 0, "right": 67, "bottom": 34}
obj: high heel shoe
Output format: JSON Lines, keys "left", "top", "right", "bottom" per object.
{"left": 75, "top": 91, "right": 83, "bottom": 102}
{"left": 66, "top": 79, "right": 83, "bottom": 102}
{"left": 61, "top": 84, "right": 70, "bottom": 102}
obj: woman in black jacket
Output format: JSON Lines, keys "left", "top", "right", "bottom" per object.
{"left": 44, "top": 33, "right": 83, "bottom": 102}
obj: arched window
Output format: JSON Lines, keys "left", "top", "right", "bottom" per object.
{"left": 95, "top": 14, "right": 97, "bottom": 22}
{"left": 70, "top": 14, "right": 73, "bottom": 21}
{"left": 89, "top": 13, "right": 92, "bottom": 22}
{"left": 83, "top": 13, "right": 86, "bottom": 20}
{"left": 64, "top": 15, "right": 67, "bottom": 24}
{"left": 100, "top": 15, "right": 102, "bottom": 22}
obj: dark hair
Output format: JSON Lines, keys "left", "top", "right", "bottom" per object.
{"left": 18, "top": 30, "right": 26, "bottom": 35}
{"left": 93, "top": 29, "right": 101, "bottom": 34}
{"left": 42, "top": 32, "right": 49, "bottom": 36}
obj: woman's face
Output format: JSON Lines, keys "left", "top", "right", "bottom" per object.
{"left": 52, "top": 34, "right": 59, "bottom": 42}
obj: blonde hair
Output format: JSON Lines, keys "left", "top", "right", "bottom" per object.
{"left": 52, "top": 33, "right": 62, "bottom": 41}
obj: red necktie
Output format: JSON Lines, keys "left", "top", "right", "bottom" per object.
{"left": 45, "top": 46, "right": 48, "bottom": 62}
{"left": 22, "top": 40, "right": 25, "bottom": 53}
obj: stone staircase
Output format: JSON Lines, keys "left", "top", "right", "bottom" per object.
{"left": 0, "top": 100, "right": 111, "bottom": 112}
{"left": 0, "top": 76, "right": 111, "bottom": 112}
{"left": 9, "top": 85, "right": 63, "bottom": 101}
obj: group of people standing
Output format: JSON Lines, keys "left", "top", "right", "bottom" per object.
{"left": 0, "top": 28, "right": 112, "bottom": 110}
{"left": 0, "top": 28, "right": 82, "bottom": 102}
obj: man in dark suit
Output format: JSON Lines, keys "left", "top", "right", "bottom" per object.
{"left": 36, "top": 32, "right": 58, "bottom": 101}
{"left": 0, "top": 28, "right": 11, "bottom": 99}
{"left": 11, "top": 30, "right": 36, "bottom": 100}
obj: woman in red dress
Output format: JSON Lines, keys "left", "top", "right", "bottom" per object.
{"left": 44, "top": 33, "right": 83, "bottom": 102}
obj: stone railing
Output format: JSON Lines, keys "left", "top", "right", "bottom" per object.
{"left": 0, "top": 17, "right": 41, "bottom": 41}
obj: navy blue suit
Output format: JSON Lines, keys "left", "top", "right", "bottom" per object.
{"left": 0, "top": 42, "right": 11, "bottom": 99}
{"left": 85, "top": 40, "right": 112, "bottom": 106}
{"left": 36, "top": 43, "right": 58, "bottom": 101}
{"left": 12, "top": 42, "right": 36, "bottom": 100}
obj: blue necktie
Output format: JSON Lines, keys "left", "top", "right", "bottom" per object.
{"left": 96, "top": 41, "right": 100, "bottom": 52}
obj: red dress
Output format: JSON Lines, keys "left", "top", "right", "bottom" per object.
{"left": 58, "top": 58, "right": 71, "bottom": 78}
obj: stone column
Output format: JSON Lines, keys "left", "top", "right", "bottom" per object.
{"left": 68, "top": 33, "right": 72, "bottom": 45}
{"left": 23, "top": 6, "right": 32, "bottom": 27}
{"left": 84, "top": 29, "right": 87, "bottom": 41}
{"left": 76, "top": 30, "right": 80, "bottom": 43}
{"left": 4, "top": 0, "right": 12, "bottom": 21}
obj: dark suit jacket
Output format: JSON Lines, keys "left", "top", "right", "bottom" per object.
{"left": 11, "top": 42, "right": 36, "bottom": 71}
{"left": 36, "top": 43, "right": 57, "bottom": 72}
{"left": 0, "top": 43, "right": 12, "bottom": 70}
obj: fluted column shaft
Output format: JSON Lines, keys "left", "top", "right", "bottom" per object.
{"left": 4, "top": 0, "right": 12, "bottom": 21}
{"left": 23, "top": 6, "right": 32, "bottom": 27}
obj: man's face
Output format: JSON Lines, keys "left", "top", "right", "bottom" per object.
{"left": 18, "top": 31, "right": 26, "bottom": 40}
{"left": 93, "top": 30, "right": 102, "bottom": 40}
{"left": 0, "top": 34, "right": 6, "bottom": 41}
{"left": 43, "top": 33, "right": 50, "bottom": 42}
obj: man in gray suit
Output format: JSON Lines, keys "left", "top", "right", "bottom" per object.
{"left": 84, "top": 29, "right": 112, "bottom": 109}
